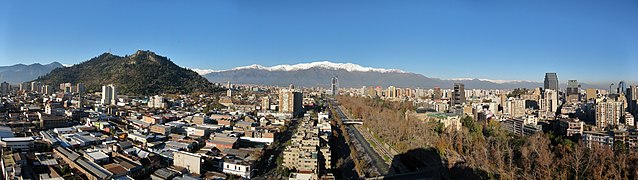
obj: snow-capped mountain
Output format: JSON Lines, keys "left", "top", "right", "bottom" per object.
{"left": 200, "top": 61, "right": 603, "bottom": 89}
{"left": 448, "top": 78, "right": 538, "bottom": 84}
{"left": 194, "top": 61, "right": 404, "bottom": 75}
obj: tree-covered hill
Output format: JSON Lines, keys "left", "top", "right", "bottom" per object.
{"left": 36, "top": 50, "right": 222, "bottom": 95}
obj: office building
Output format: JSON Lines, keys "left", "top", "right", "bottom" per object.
{"left": 618, "top": 81, "right": 627, "bottom": 95}
{"left": 450, "top": 83, "right": 466, "bottom": 107}
{"left": 330, "top": 76, "right": 338, "bottom": 96}
{"left": 541, "top": 89, "right": 559, "bottom": 118}
{"left": 544, "top": 73, "right": 559, "bottom": 91}
{"left": 0, "top": 82, "right": 9, "bottom": 95}
{"left": 566, "top": 80, "right": 579, "bottom": 102}
{"left": 101, "top": 84, "right": 118, "bottom": 105}
{"left": 629, "top": 85, "right": 637, "bottom": 101}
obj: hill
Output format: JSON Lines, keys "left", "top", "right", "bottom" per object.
{"left": 36, "top": 50, "right": 221, "bottom": 95}
{"left": 0, "top": 62, "right": 63, "bottom": 83}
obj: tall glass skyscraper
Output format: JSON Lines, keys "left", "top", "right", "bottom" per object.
{"left": 618, "top": 81, "right": 626, "bottom": 94}
{"left": 331, "top": 76, "right": 338, "bottom": 96}
{"left": 544, "top": 73, "right": 559, "bottom": 91}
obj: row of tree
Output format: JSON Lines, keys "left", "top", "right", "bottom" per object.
{"left": 337, "top": 95, "right": 638, "bottom": 179}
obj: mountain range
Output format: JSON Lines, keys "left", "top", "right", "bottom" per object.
{"left": 35, "top": 50, "right": 221, "bottom": 95}
{"left": 4, "top": 52, "right": 604, "bottom": 90}
{"left": 199, "top": 61, "right": 604, "bottom": 89}
{"left": 0, "top": 62, "right": 63, "bottom": 83}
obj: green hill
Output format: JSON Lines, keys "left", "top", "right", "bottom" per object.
{"left": 36, "top": 50, "right": 222, "bottom": 95}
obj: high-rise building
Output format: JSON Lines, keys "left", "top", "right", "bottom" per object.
{"left": 450, "top": 83, "right": 465, "bottom": 106}
{"left": 59, "top": 83, "right": 73, "bottom": 94}
{"left": 148, "top": 95, "right": 167, "bottom": 108}
{"left": 618, "top": 81, "right": 627, "bottom": 95}
{"left": 628, "top": 85, "right": 637, "bottom": 116}
{"left": 0, "top": 82, "right": 9, "bottom": 95}
{"left": 504, "top": 97, "right": 525, "bottom": 118}
{"left": 31, "top": 81, "right": 42, "bottom": 93}
{"left": 375, "top": 86, "right": 382, "bottom": 97}
{"left": 101, "top": 84, "right": 118, "bottom": 105}
{"left": 541, "top": 89, "right": 559, "bottom": 118}
{"left": 76, "top": 83, "right": 85, "bottom": 94}
{"left": 630, "top": 85, "right": 637, "bottom": 101}
{"left": 586, "top": 88, "right": 597, "bottom": 101}
{"left": 387, "top": 86, "right": 397, "bottom": 98}
{"left": 261, "top": 96, "right": 270, "bottom": 110}
{"left": 544, "top": 73, "right": 559, "bottom": 91}
{"left": 19, "top": 82, "right": 30, "bottom": 92}
{"left": 279, "top": 88, "right": 303, "bottom": 115}
{"left": 42, "top": 85, "right": 52, "bottom": 95}
{"left": 330, "top": 76, "right": 338, "bottom": 96}
{"left": 433, "top": 87, "right": 442, "bottom": 100}
{"left": 596, "top": 99, "right": 623, "bottom": 129}
{"left": 566, "top": 80, "right": 579, "bottom": 102}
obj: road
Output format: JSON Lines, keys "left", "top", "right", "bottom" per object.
{"left": 253, "top": 118, "right": 300, "bottom": 179}
{"left": 330, "top": 99, "right": 390, "bottom": 176}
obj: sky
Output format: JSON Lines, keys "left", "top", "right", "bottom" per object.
{"left": 1, "top": 0, "right": 637, "bottom": 84}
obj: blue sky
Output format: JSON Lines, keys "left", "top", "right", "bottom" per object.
{"left": 1, "top": 0, "right": 637, "bottom": 84}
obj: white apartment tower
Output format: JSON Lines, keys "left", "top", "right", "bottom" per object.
{"left": 101, "top": 84, "right": 118, "bottom": 105}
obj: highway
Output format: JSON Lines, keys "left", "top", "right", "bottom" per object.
{"left": 329, "top": 99, "right": 390, "bottom": 176}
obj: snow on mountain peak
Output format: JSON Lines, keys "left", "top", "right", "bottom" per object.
{"left": 193, "top": 61, "right": 406, "bottom": 75}
{"left": 448, "top": 78, "right": 538, "bottom": 84}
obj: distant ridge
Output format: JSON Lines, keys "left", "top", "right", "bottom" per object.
{"left": 36, "top": 50, "right": 222, "bottom": 95}
{"left": 201, "top": 61, "right": 604, "bottom": 89}
{"left": 0, "top": 62, "right": 63, "bottom": 83}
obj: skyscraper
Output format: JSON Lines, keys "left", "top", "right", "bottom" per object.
{"left": 331, "top": 76, "right": 338, "bottom": 96}
{"left": 544, "top": 73, "right": 559, "bottom": 91}
{"left": 566, "top": 80, "right": 579, "bottom": 102}
{"left": 541, "top": 89, "right": 559, "bottom": 118}
{"left": 450, "top": 83, "right": 465, "bottom": 106}
{"left": 101, "top": 84, "right": 118, "bottom": 105}
{"left": 0, "top": 82, "right": 10, "bottom": 95}
{"left": 618, "top": 81, "right": 627, "bottom": 95}
{"left": 630, "top": 85, "right": 637, "bottom": 101}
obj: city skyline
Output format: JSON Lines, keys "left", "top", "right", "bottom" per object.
{"left": 2, "top": 0, "right": 637, "bottom": 84}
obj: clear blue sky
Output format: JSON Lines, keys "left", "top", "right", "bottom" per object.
{"left": 1, "top": 0, "right": 637, "bottom": 84}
